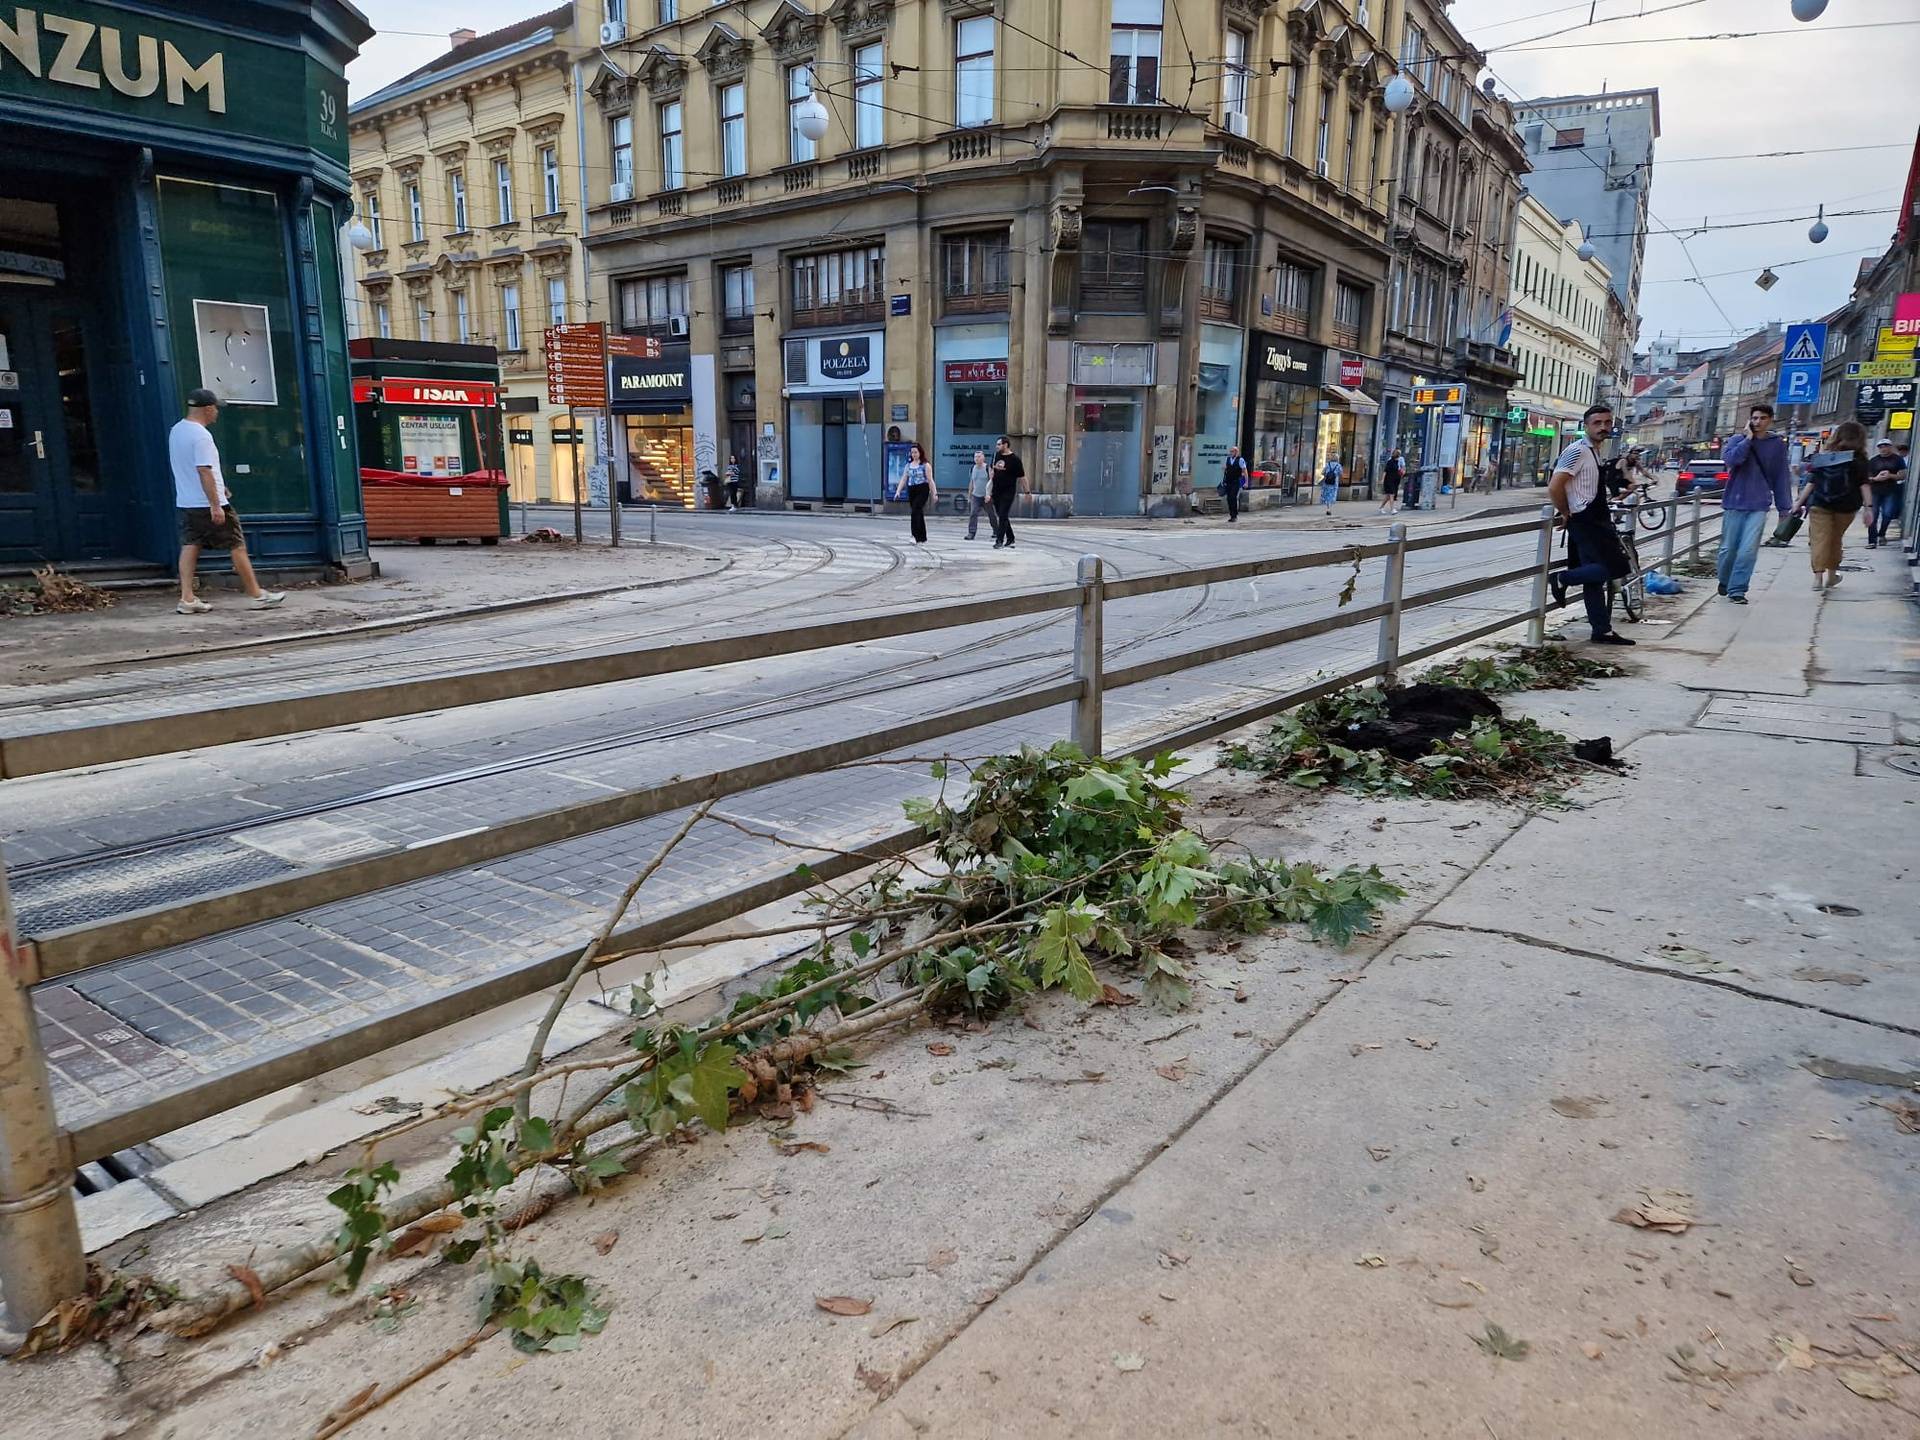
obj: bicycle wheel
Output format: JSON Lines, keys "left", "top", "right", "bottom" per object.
{"left": 1637, "top": 502, "right": 1669, "bottom": 533}
{"left": 1610, "top": 544, "right": 1645, "bottom": 622}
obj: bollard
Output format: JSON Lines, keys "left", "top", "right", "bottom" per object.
{"left": 1071, "top": 554, "right": 1105, "bottom": 757}
{"left": 1526, "top": 503, "right": 1556, "bottom": 646}
{"left": 1377, "top": 522, "right": 1408, "bottom": 684}
{"left": 649, "top": 505, "right": 657, "bottom": 545}
{"left": 0, "top": 854, "right": 86, "bottom": 1336}
{"left": 1689, "top": 492, "right": 1703, "bottom": 562}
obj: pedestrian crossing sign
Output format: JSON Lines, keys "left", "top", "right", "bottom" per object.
{"left": 1781, "top": 323, "right": 1827, "bottom": 364}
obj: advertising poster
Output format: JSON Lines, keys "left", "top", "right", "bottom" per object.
{"left": 397, "top": 413, "right": 463, "bottom": 477}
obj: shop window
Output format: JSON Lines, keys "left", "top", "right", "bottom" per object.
{"left": 1333, "top": 280, "right": 1366, "bottom": 350}
{"left": 1271, "top": 257, "right": 1313, "bottom": 338}
{"left": 949, "top": 378, "right": 1007, "bottom": 436}
{"left": 789, "top": 243, "right": 885, "bottom": 328}
{"left": 720, "top": 82, "right": 747, "bottom": 178}
{"left": 1108, "top": 0, "right": 1161, "bottom": 105}
{"left": 1199, "top": 237, "right": 1244, "bottom": 321}
{"left": 942, "top": 230, "right": 1010, "bottom": 314}
{"left": 955, "top": 16, "right": 995, "bottom": 128}
{"left": 1079, "top": 220, "right": 1146, "bottom": 313}
{"left": 853, "top": 43, "right": 884, "bottom": 149}
{"left": 617, "top": 272, "right": 690, "bottom": 338}
{"left": 721, "top": 262, "right": 756, "bottom": 334}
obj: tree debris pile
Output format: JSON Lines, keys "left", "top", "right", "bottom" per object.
{"left": 100, "top": 743, "right": 1400, "bottom": 1356}
{"left": 1419, "top": 645, "right": 1626, "bottom": 694}
{"left": 1, "top": 565, "right": 115, "bottom": 617}
{"left": 1223, "top": 671, "right": 1618, "bottom": 804}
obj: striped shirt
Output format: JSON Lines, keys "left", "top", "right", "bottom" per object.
{"left": 1554, "top": 439, "right": 1600, "bottom": 512}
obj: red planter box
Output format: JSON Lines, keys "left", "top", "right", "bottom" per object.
{"left": 362, "top": 471, "right": 507, "bottom": 544}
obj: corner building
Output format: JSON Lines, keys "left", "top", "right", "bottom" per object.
{"left": 0, "top": 1, "right": 373, "bottom": 572}
{"left": 579, "top": 0, "right": 1411, "bottom": 515}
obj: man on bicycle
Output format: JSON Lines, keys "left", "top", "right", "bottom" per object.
{"left": 1547, "top": 403, "right": 1636, "bottom": 647}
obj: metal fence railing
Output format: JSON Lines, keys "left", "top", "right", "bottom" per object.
{"left": 0, "top": 499, "right": 1722, "bottom": 1325}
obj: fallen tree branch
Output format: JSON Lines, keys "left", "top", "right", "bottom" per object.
{"left": 313, "top": 1323, "right": 499, "bottom": 1438}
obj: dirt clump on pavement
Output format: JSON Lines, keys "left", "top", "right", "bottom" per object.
{"left": 1344, "top": 682, "right": 1500, "bottom": 759}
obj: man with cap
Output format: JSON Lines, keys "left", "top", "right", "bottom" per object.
{"left": 1866, "top": 437, "right": 1906, "bottom": 549}
{"left": 172, "top": 388, "right": 284, "bottom": 615}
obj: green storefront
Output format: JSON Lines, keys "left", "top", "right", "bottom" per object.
{"left": 0, "top": 0, "right": 374, "bottom": 573}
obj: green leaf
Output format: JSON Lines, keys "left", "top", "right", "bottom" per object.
{"left": 685, "top": 1044, "right": 745, "bottom": 1132}
{"left": 442, "top": 1238, "right": 483, "bottom": 1265}
{"left": 928, "top": 761, "right": 947, "bottom": 780}
{"left": 1471, "top": 1322, "right": 1530, "bottom": 1360}
{"left": 580, "top": 1152, "right": 628, "bottom": 1180}
{"left": 518, "top": 1117, "right": 553, "bottom": 1155}
{"left": 848, "top": 930, "right": 872, "bottom": 958}
{"left": 792, "top": 862, "right": 817, "bottom": 882}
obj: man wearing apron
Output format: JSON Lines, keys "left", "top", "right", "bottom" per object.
{"left": 1547, "top": 402, "right": 1636, "bottom": 647}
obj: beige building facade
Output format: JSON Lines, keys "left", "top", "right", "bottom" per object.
{"left": 1505, "top": 192, "right": 1613, "bottom": 487}
{"left": 348, "top": 6, "right": 599, "bottom": 505}
{"left": 575, "top": 0, "right": 1412, "bottom": 514}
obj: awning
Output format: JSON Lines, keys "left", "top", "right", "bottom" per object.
{"left": 1322, "top": 384, "right": 1380, "bottom": 414}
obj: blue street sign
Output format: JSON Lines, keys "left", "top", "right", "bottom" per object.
{"left": 1776, "top": 322, "right": 1828, "bottom": 406}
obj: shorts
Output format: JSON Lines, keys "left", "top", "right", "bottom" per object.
{"left": 178, "top": 506, "right": 244, "bottom": 550}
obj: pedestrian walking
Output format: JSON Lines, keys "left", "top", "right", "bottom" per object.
{"left": 1220, "top": 444, "right": 1249, "bottom": 523}
{"left": 902, "top": 442, "right": 936, "bottom": 544}
{"left": 1319, "top": 454, "right": 1343, "bottom": 514}
{"left": 989, "top": 435, "right": 1024, "bottom": 549}
{"left": 1546, "top": 402, "right": 1634, "bottom": 647}
{"left": 1866, "top": 438, "right": 1906, "bottom": 548}
{"left": 171, "top": 388, "right": 284, "bottom": 616}
{"left": 964, "top": 449, "right": 991, "bottom": 539}
{"left": 1400, "top": 456, "right": 1421, "bottom": 511}
{"left": 1795, "top": 419, "right": 1871, "bottom": 592}
{"left": 724, "top": 454, "right": 744, "bottom": 510}
{"left": 1378, "top": 449, "right": 1403, "bottom": 514}
{"left": 1716, "top": 403, "right": 1795, "bottom": 605}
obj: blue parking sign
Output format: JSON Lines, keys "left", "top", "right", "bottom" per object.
{"left": 1776, "top": 322, "right": 1827, "bottom": 407}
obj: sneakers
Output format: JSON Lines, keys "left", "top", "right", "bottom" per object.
{"left": 1729, "top": 594, "right": 1748, "bottom": 605}
{"left": 1826, "top": 572, "right": 1842, "bottom": 589}
{"left": 1593, "top": 632, "right": 1637, "bottom": 646}
{"left": 1548, "top": 574, "right": 1568, "bottom": 610}
{"left": 1717, "top": 581, "right": 1727, "bottom": 596}
{"left": 248, "top": 591, "right": 286, "bottom": 610}
{"left": 175, "top": 598, "right": 211, "bottom": 615}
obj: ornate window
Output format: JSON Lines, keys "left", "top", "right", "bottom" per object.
{"left": 955, "top": 16, "right": 994, "bottom": 128}
{"left": 942, "top": 229, "right": 1010, "bottom": 313}
{"left": 1108, "top": 0, "right": 1162, "bottom": 105}
{"left": 720, "top": 82, "right": 747, "bottom": 177}
{"left": 1079, "top": 221, "right": 1147, "bottom": 312}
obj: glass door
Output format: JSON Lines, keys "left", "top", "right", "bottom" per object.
{"left": 1071, "top": 393, "right": 1143, "bottom": 516}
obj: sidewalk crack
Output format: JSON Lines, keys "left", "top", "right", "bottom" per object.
{"left": 1413, "top": 919, "right": 1920, "bottom": 1038}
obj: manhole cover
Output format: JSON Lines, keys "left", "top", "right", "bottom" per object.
{"left": 1816, "top": 903, "right": 1863, "bottom": 917}
{"left": 1885, "top": 750, "right": 1920, "bottom": 778}
{"left": 1696, "top": 694, "right": 1897, "bottom": 745}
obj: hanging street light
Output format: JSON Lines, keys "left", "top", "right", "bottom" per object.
{"left": 1808, "top": 203, "right": 1829, "bottom": 244}
{"left": 1383, "top": 74, "right": 1416, "bottom": 114}
{"left": 1790, "top": 0, "right": 1829, "bottom": 21}
{"left": 794, "top": 93, "right": 831, "bottom": 143}
{"left": 346, "top": 218, "right": 376, "bottom": 251}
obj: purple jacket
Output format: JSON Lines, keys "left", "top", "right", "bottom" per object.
{"left": 1720, "top": 432, "right": 1794, "bottom": 513}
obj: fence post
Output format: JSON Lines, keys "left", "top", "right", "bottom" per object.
{"left": 1526, "top": 503, "right": 1556, "bottom": 645}
{"left": 1660, "top": 501, "right": 1676, "bottom": 573}
{"left": 1072, "top": 554, "right": 1105, "bottom": 757}
{"left": 1377, "top": 522, "right": 1408, "bottom": 684}
{"left": 0, "top": 854, "right": 86, "bottom": 1335}
{"left": 649, "top": 505, "right": 657, "bottom": 545}
{"left": 1689, "top": 493, "right": 1703, "bottom": 562}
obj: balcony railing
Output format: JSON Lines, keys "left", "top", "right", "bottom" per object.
{"left": 942, "top": 283, "right": 1010, "bottom": 317}
{"left": 790, "top": 295, "right": 884, "bottom": 329}
{"left": 1199, "top": 287, "right": 1239, "bottom": 322}
{"left": 1106, "top": 107, "right": 1164, "bottom": 141}
{"left": 1268, "top": 307, "right": 1311, "bottom": 339}
{"left": 948, "top": 130, "right": 994, "bottom": 163}
{"left": 847, "top": 151, "right": 882, "bottom": 181}
{"left": 781, "top": 163, "right": 818, "bottom": 194}
{"left": 656, "top": 192, "right": 684, "bottom": 218}
{"left": 714, "top": 179, "right": 746, "bottom": 206}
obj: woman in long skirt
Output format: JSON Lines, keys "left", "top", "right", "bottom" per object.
{"left": 903, "top": 443, "right": 936, "bottom": 544}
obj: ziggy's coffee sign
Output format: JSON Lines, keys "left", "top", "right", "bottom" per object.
{"left": 0, "top": 2, "right": 346, "bottom": 163}
{"left": 1256, "top": 336, "right": 1326, "bottom": 386}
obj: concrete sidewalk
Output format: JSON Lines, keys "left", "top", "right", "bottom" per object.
{"left": 9, "top": 538, "right": 1915, "bottom": 1439}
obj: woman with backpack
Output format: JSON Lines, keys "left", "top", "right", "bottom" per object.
{"left": 1794, "top": 419, "right": 1872, "bottom": 592}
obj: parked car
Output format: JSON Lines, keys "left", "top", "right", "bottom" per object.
{"left": 1674, "top": 456, "right": 1729, "bottom": 496}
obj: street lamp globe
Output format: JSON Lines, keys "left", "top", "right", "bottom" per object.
{"left": 346, "top": 219, "right": 376, "bottom": 251}
{"left": 1383, "top": 75, "right": 1416, "bottom": 114}
{"left": 1577, "top": 239, "right": 1596, "bottom": 262}
{"left": 1809, "top": 217, "right": 1829, "bottom": 244}
{"left": 1790, "top": 0, "right": 1828, "bottom": 21}
{"left": 794, "top": 95, "right": 830, "bottom": 143}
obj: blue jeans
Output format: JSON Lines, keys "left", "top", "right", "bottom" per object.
{"left": 1717, "top": 508, "right": 1769, "bottom": 598}
{"left": 1867, "top": 489, "right": 1900, "bottom": 543}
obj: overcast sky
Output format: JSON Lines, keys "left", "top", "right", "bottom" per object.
{"left": 348, "top": 0, "right": 1920, "bottom": 351}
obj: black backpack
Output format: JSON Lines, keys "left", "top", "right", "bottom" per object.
{"left": 1806, "top": 451, "right": 1858, "bottom": 507}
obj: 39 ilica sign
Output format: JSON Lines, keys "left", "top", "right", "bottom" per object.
{"left": 0, "top": 2, "right": 348, "bottom": 163}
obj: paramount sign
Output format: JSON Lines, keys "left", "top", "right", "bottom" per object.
{"left": 0, "top": 7, "right": 226, "bottom": 114}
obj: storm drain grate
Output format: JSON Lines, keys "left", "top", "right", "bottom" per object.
{"left": 11, "top": 839, "right": 300, "bottom": 935}
{"left": 1694, "top": 694, "right": 1898, "bottom": 746}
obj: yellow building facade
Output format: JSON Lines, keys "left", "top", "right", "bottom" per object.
{"left": 347, "top": 7, "right": 599, "bottom": 504}
{"left": 577, "top": 0, "right": 1407, "bottom": 513}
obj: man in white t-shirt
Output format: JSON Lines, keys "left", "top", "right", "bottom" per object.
{"left": 1546, "top": 402, "right": 1634, "bottom": 647}
{"left": 171, "top": 387, "right": 283, "bottom": 615}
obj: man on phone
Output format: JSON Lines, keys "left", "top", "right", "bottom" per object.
{"left": 1717, "top": 403, "right": 1794, "bottom": 603}
{"left": 1546, "top": 402, "right": 1634, "bottom": 647}
{"left": 172, "top": 388, "right": 284, "bottom": 616}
